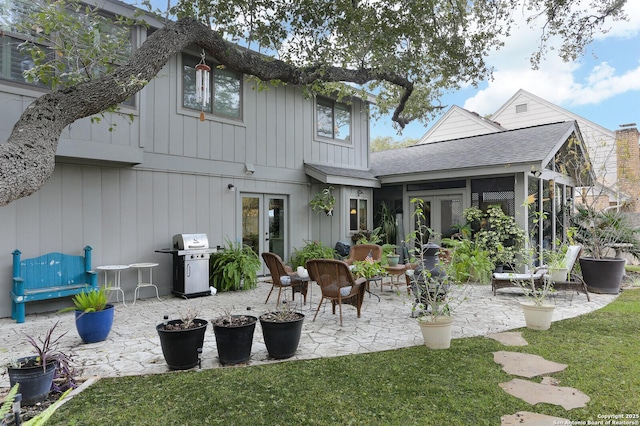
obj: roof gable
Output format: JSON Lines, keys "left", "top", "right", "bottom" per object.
{"left": 371, "top": 121, "right": 583, "bottom": 179}
{"left": 492, "top": 89, "right": 614, "bottom": 137}
{"left": 418, "top": 105, "right": 504, "bottom": 144}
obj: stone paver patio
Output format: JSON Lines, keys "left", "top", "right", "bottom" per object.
{"left": 0, "top": 280, "right": 616, "bottom": 389}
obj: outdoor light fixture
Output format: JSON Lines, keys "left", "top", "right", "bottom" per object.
{"left": 244, "top": 163, "right": 256, "bottom": 175}
{"left": 357, "top": 190, "right": 364, "bottom": 196}
{"left": 531, "top": 169, "right": 542, "bottom": 178}
{"left": 228, "top": 183, "right": 235, "bottom": 191}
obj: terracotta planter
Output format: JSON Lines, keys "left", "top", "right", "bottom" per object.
{"left": 580, "top": 257, "right": 625, "bottom": 294}
{"left": 418, "top": 316, "right": 453, "bottom": 349}
{"left": 520, "top": 302, "right": 555, "bottom": 330}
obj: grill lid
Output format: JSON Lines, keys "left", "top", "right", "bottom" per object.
{"left": 173, "top": 233, "right": 210, "bottom": 250}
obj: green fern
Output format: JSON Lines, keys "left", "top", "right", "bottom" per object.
{"left": 210, "top": 240, "right": 260, "bottom": 292}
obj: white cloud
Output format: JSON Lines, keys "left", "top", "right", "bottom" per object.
{"left": 459, "top": 2, "right": 640, "bottom": 117}
{"left": 594, "top": 0, "right": 640, "bottom": 40}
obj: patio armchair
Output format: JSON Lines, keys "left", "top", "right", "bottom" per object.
{"left": 262, "top": 252, "right": 308, "bottom": 306}
{"left": 344, "top": 244, "right": 382, "bottom": 265}
{"left": 491, "top": 245, "right": 590, "bottom": 301}
{"left": 306, "top": 259, "right": 367, "bottom": 326}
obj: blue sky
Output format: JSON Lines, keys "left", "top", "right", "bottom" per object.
{"left": 372, "top": 2, "right": 640, "bottom": 141}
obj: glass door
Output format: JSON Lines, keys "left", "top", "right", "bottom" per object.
{"left": 241, "top": 194, "right": 288, "bottom": 275}
{"left": 408, "top": 194, "right": 464, "bottom": 244}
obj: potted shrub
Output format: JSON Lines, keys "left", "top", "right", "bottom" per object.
{"left": 382, "top": 243, "right": 400, "bottom": 266}
{"left": 310, "top": 186, "right": 336, "bottom": 216}
{"left": 6, "top": 322, "right": 75, "bottom": 405}
{"left": 544, "top": 244, "right": 569, "bottom": 282}
{"left": 259, "top": 301, "right": 305, "bottom": 359}
{"left": 212, "top": 312, "right": 258, "bottom": 365}
{"left": 156, "top": 308, "right": 208, "bottom": 370}
{"left": 210, "top": 239, "right": 261, "bottom": 292}
{"left": 571, "top": 206, "right": 640, "bottom": 294}
{"left": 60, "top": 286, "right": 114, "bottom": 344}
{"left": 511, "top": 248, "right": 557, "bottom": 330}
{"left": 350, "top": 259, "right": 386, "bottom": 280}
{"left": 443, "top": 238, "right": 494, "bottom": 284}
{"left": 470, "top": 205, "right": 526, "bottom": 270}
{"left": 289, "top": 240, "right": 337, "bottom": 268}
{"left": 405, "top": 198, "right": 464, "bottom": 350}
{"left": 377, "top": 201, "right": 398, "bottom": 246}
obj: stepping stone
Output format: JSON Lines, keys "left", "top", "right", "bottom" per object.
{"left": 499, "top": 378, "right": 590, "bottom": 410}
{"left": 501, "top": 411, "right": 569, "bottom": 425}
{"left": 493, "top": 351, "right": 567, "bottom": 378}
{"left": 487, "top": 332, "right": 528, "bottom": 346}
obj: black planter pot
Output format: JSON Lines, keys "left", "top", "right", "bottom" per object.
{"left": 579, "top": 257, "right": 626, "bottom": 294}
{"left": 7, "top": 357, "right": 56, "bottom": 405}
{"left": 259, "top": 313, "right": 305, "bottom": 359}
{"left": 156, "top": 319, "right": 208, "bottom": 370}
{"left": 213, "top": 315, "right": 257, "bottom": 365}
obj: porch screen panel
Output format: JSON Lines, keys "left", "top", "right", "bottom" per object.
{"left": 528, "top": 177, "right": 541, "bottom": 263}
{"left": 470, "top": 177, "right": 515, "bottom": 215}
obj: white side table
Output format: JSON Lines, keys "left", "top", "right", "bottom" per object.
{"left": 97, "top": 265, "right": 130, "bottom": 306}
{"left": 129, "top": 263, "right": 161, "bottom": 304}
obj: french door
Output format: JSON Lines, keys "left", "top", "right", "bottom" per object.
{"left": 408, "top": 194, "right": 464, "bottom": 245}
{"left": 241, "top": 193, "right": 288, "bottom": 275}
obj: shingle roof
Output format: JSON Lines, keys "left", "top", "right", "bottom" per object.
{"left": 305, "top": 163, "right": 377, "bottom": 180}
{"left": 371, "top": 121, "right": 577, "bottom": 177}
{"left": 304, "top": 163, "right": 380, "bottom": 187}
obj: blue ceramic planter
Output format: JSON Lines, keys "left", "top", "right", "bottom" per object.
{"left": 75, "top": 304, "right": 115, "bottom": 343}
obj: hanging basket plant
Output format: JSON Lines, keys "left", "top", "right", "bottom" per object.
{"left": 310, "top": 186, "right": 336, "bottom": 216}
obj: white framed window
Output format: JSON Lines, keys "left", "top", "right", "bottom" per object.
{"left": 349, "top": 198, "right": 368, "bottom": 232}
{"left": 182, "top": 53, "right": 242, "bottom": 120}
{"left": 316, "top": 96, "right": 351, "bottom": 141}
{"left": 0, "top": 0, "right": 135, "bottom": 106}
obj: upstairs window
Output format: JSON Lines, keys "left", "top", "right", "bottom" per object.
{"left": 0, "top": 0, "right": 46, "bottom": 87}
{"left": 182, "top": 53, "right": 242, "bottom": 120}
{"left": 316, "top": 97, "right": 351, "bottom": 141}
{"left": 0, "top": 0, "right": 134, "bottom": 106}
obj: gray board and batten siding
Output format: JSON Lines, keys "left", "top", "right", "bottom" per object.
{"left": 0, "top": 43, "right": 372, "bottom": 318}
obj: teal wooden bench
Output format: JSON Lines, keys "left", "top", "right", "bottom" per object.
{"left": 11, "top": 246, "right": 98, "bottom": 323}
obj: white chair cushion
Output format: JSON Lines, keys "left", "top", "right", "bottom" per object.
{"left": 340, "top": 286, "right": 352, "bottom": 297}
{"left": 493, "top": 272, "right": 544, "bottom": 280}
{"left": 279, "top": 276, "right": 292, "bottom": 285}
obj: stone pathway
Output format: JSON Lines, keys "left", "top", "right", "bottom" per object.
{"left": 492, "top": 332, "right": 591, "bottom": 424}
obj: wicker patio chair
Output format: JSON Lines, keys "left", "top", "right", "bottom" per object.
{"left": 344, "top": 244, "right": 382, "bottom": 265}
{"left": 306, "top": 259, "right": 366, "bottom": 326}
{"left": 262, "top": 252, "right": 308, "bottom": 306}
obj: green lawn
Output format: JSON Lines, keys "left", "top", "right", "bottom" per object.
{"left": 49, "top": 290, "right": 640, "bottom": 425}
